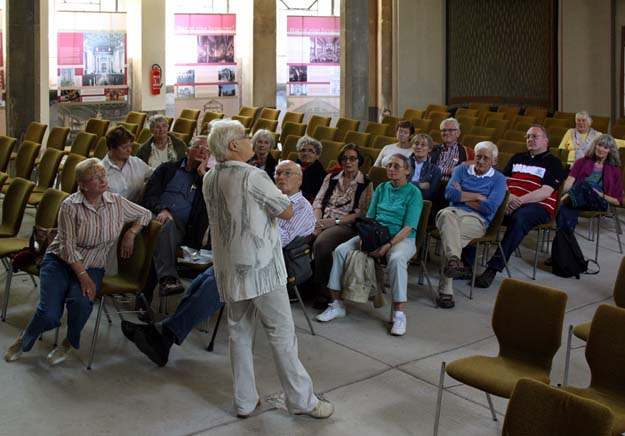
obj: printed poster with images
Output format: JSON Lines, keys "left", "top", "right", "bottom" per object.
{"left": 287, "top": 16, "right": 340, "bottom": 97}
{"left": 56, "top": 11, "right": 128, "bottom": 103}
{"left": 174, "top": 14, "right": 237, "bottom": 99}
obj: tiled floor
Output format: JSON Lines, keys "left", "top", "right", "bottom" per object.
{"left": 0, "top": 204, "right": 620, "bottom": 436}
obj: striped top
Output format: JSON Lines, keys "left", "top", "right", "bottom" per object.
{"left": 47, "top": 191, "right": 152, "bottom": 269}
{"left": 278, "top": 191, "right": 316, "bottom": 247}
{"left": 503, "top": 151, "right": 565, "bottom": 218}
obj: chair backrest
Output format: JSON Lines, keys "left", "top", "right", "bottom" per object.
{"left": 468, "top": 102, "right": 491, "bottom": 113}
{"left": 370, "top": 135, "right": 397, "bottom": 149}
{"left": 334, "top": 118, "right": 360, "bottom": 142}
{"left": 412, "top": 118, "right": 432, "bottom": 133}
{"left": 502, "top": 378, "right": 614, "bottom": 436}
{"left": 0, "top": 173, "right": 7, "bottom": 188}
{"left": 35, "top": 148, "right": 64, "bottom": 190}
{"left": 497, "top": 139, "right": 527, "bottom": 155}
{"left": 70, "top": 131, "right": 97, "bottom": 157}
{"left": 136, "top": 128, "right": 153, "bottom": 144}
{"left": 544, "top": 117, "right": 571, "bottom": 130}
{"left": 426, "top": 111, "right": 451, "bottom": 129}
{"left": 318, "top": 140, "right": 343, "bottom": 168}
{"left": 585, "top": 304, "right": 625, "bottom": 392}
{"left": 60, "top": 154, "right": 86, "bottom": 193}
{"left": 364, "top": 122, "right": 389, "bottom": 137}
{"left": 239, "top": 105, "right": 260, "bottom": 119}
{"left": 258, "top": 107, "right": 281, "bottom": 120}
{"left": 118, "top": 122, "right": 138, "bottom": 136}
{"left": 381, "top": 115, "right": 401, "bottom": 135}
{"left": 306, "top": 115, "right": 332, "bottom": 137}
{"left": 497, "top": 106, "right": 521, "bottom": 120}
{"left": 524, "top": 108, "right": 548, "bottom": 124}
{"left": 1, "top": 178, "right": 35, "bottom": 236}
{"left": 312, "top": 125, "right": 338, "bottom": 141}
{"left": 171, "top": 118, "right": 197, "bottom": 139}
{"left": 344, "top": 130, "right": 371, "bottom": 148}
{"left": 114, "top": 220, "right": 163, "bottom": 288}
{"left": 402, "top": 108, "right": 424, "bottom": 120}
{"left": 455, "top": 108, "right": 480, "bottom": 118}
{"left": 125, "top": 111, "right": 147, "bottom": 128}
{"left": 200, "top": 111, "right": 224, "bottom": 133}
{"left": 496, "top": 152, "right": 513, "bottom": 171}
{"left": 93, "top": 137, "right": 109, "bottom": 160}
{"left": 456, "top": 115, "right": 479, "bottom": 133}
{"left": 360, "top": 147, "right": 381, "bottom": 174}
{"left": 45, "top": 127, "right": 70, "bottom": 151}
{"left": 24, "top": 122, "right": 48, "bottom": 144}
{"left": 483, "top": 191, "right": 509, "bottom": 239}
{"left": 553, "top": 111, "right": 576, "bottom": 127}
{"left": 492, "top": 278, "right": 567, "bottom": 370}
{"left": 414, "top": 200, "right": 432, "bottom": 252}
{"left": 511, "top": 115, "right": 536, "bottom": 130}
{"left": 179, "top": 108, "right": 200, "bottom": 122}
{"left": 502, "top": 129, "right": 527, "bottom": 142}
{"left": 164, "top": 116, "right": 174, "bottom": 129}
{"left": 15, "top": 140, "right": 41, "bottom": 179}
{"left": 0, "top": 136, "right": 17, "bottom": 172}
{"left": 425, "top": 104, "right": 448, "bottom": 118}
{"left": 279, "top": 122, "right": 307, "bottom": 145}
{"left": 282, "top": 111, "right": 305, "bottom": 125}
{"left": 232, "top": 114, "right": 254, "bottom": 128}
{"left": 613, "top": 256, "right": 625, "bottom": 308}
{"left": 35, "top": 188, "right": 69, "bottom": 228}
{"left": 281, "top": 135, "right": 301, "bottom": 160}
{"left": 85, "top": 118, "right": 111, "bottom": 139}
{"left": 591, "top": 115, "right": 610, "bottom": 134}
{"left": 252, "top": 118, "right": 279, "bottom": 134}
{"left": 461, "top": 134, "right": 490, "bottom": 148}
{"left": 367, "top": 165, "right": 388, "bottom": 188}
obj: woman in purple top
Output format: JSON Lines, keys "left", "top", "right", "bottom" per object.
{"left": 557, "top": 134, "right": 623, "bottom": 231}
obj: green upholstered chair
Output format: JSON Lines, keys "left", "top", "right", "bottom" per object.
{"left": 424, "top": 104, "right": 448, "bottom": 118}
{"left": 502, "top": 378, "right": 613, "bottom": 436}
{"left": 367, "top": 165, "right": 388, "bottom": 188}
{"left": 125, "top": 111, "right": 147, "bottom": 129}
{"left": 305, "top": 115, "right": 331, "bottom": 137}
{"left": 136, "top": 128, "right": 152, "bottom": 144}
{"left": 199, "top": 111, "right": 224, "bottom": 134}
{"left": 117, "top": 122, "right": 139, "bottom": 136}
{"left": 257, "top": 107, "right": 280, "bottom": 121}
{"left": 563, "top": 257, "right": 625, "bottom": 386}
{"left": 370, "top": 135, "right": 397, "bottom": 149}
{"left": 238, "top": 105, "right": 260, "bottom": 119}
{"left": 27, "top": 148, "right": 65, "bottom": 206}
{"left": 381, "top": 115, "right": 401, "bottom": 136}
{"left": 251, "top": 118, "right": 279, "bottom": 134}
{"left": 68, "top": 131, "right": 97, "bottom": 157}
{"left": 318, "top": 140, "right": 344, "bottom": 169}
{"left": 402, "top": 108, "right": 424, "bottom": 121}
{"left": 563, "top": 304, "right": 625, "bottom": 436}
{"left": 1, "top": 188, "right": 68, "bottom": 321}
{"left": 171, "top": 117, "right": 197, "bottom": 144}
{"left": 44, "top": 127, "right": 70, "bottom": 152}
{"left": 2, "top": 141, "right": 41, "bottom": 192}
{"left": 432, "top": 278, "right": 567, "bottom": 436}
{"left": 281, "top": 135, "right": 301, "bottom": 161}
{"left": 0, "top": 178, "right": 36, "bottom": 238}
{"left": 179, "top": 108, "right": 201, "bottom": 122}
{"left": 86, "top": 220, "right": 162, "bottom": 369}
{"left": 364, "top": 122, "right": 389, "bottom": 138}
{"left": 281, "top": 111, "right": 305, "bottom": 126}
{"left": 23, "top": 122, "right": 47, "bottom": 144}
{"left": 359, "top": 146, "right": 381, "bottom": 173}
{"left": 59, "top": 154, "right": 86, "bottom": 194}
{"left": 278, "top": 122, "right": 307, "bottom": 146}
{"left": 312, "top": 125, "right": 338, "bottom": 142}
{"left": 85, "top": 118, "right": 111, "bottom": 140}
{"left": 343, "top": 130, "right": 371, "bottom": 148}
{"left": 334, "top": 118, "right": 360, "bottom": 142}
{"left": 92, "top": 137, "right": 109, "bottom": 160}
{"left": 231, "top": 114, "right": 253, "bottom": 129}
{"left": 0, "top": 136, "right": 17, "bottom": 173}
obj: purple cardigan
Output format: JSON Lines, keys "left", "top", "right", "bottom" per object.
{"left": 570, "top": 158, "right": 624, "bottom": 203}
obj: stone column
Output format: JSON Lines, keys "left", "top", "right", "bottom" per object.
{"left": 252, "top": 0, "right": 276, "bottom": 108}
{"left": 6, "top": 0, "right": 46, "bottom": 138}
{"left": 341, "top": 0, "right": 369, "bottom": 122}
{"left": 378, "top": 0, "right": 392, "bottom": 118}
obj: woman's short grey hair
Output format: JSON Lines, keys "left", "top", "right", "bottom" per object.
{"left": 575, "top": 111, "right": 592, "bottom": 124}
{"left": 208, "top": 119, "right": 246, "bottom": 162}
{"left": 75, "top": 158, "right": 105, "bottom": 184}
{"left": 388, "top": 153, "right": 411, "bottom": 170}
{"left": 474, "top": 141, "right": 499, "bottom": 160}
{"left": 148, "top": 114, "right": 169, "bottom": 129}
{"left": 586, "top": 134, "right": 621, "bottom": 167}
{"left": 296, "top": 136, "right": 322, "bottom": 155}
{"left": 251, "top": 129, "right": 276, "bottom": 150}
{"left": 440, "top": 117, "right": 460, "bottom": 130}
{"left": 411, "top": 133, "right": 433, "bottom": 149}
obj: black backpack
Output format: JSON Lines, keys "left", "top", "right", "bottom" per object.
{"left": 551, "top": 229, "right": 599, "bottom": 278}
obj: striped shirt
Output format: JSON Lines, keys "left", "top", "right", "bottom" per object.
{"left": 435, "top": 143, "right": 460, "bottom": 181}
{"left": 278, "top": 191, "right": 316, "bottom": 247}
{"left": 47, "top": 191, "right": 152, "bottom": 269}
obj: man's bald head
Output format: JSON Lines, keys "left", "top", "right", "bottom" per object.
{"left": 274, "top": 160, "right": 303, "bottom": 196}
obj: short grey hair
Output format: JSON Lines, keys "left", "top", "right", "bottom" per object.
{"left": 575, "top": 111, "right": 592, "bottom": 124}
{"left": 276, "top": 159, "right": 303, "bottom": 177}
{"left": 148, "top": 114, "right": 169, "bottom": 129}
{"left": 296, "top": 136, "right": 322, "bottom": 155}
{"left": 75, "top": 158, "right": 105, "bottom": 184}
{"left": 251, "top": 129, "right": 276, "bottom": 150}
{"left": 189, "top": 135, "right": 208, "bottom": 148}
{"left": 474, "top": 141, "right": 499, "bottom": 160}
{"left": 440, "top": 117, "right": 460, "bottom": 130}
{"left": 208, "top": 119, "right": 245, "bottom": 162}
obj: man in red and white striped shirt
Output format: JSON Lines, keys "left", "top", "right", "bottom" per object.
{"left": 475, "top": 125, "right": 566, "bottom": 288}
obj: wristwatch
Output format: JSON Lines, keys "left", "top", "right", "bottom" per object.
{"left": 335, "top": 218, "right": 341, "bottom": 225}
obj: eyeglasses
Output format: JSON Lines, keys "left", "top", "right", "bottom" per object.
{"left": 340, "top": 156, "right": 358, "bottom": 162}
{"left": 191, "top": 145, "right": 210, "bottom": 151}
{"left": 474, "top": 154, "right": 492, "bottom": 161}
{"left": 525, "top": 134, "right": 545, "bottom": 140}
{"left": 386, "top": 163, "right": 403, "bottom": 169}
{"left": 86, "top": 174, "right": 106, "bottom": 182}
{"left": 299, "top": 147, "right": 317, "bottom": 154}
{"left": 440, "top": 128, "right": 459, "bottom": 133}
{"left": 274, "top": 170, "right": 296, "bottom": 177}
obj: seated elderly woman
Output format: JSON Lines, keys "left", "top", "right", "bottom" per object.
{"left": 316, "top": 153, "right": 423, "bottom": 336}
{"left": 248, "top": 129, "right": 278, "bottom": 181}
{"left": 4, "top": 158, "right": 151, "bottom": 365}
{"left": 559, "top": 111, "right": 602, "bottom": 165}
{"left": 296, "top": 136, "right": 327, "bottom": 202}
{"left": 136, "top": 114, "right": 188, "bottom": 168}
{"left": 102, "top": 125, "right": 152, "bottom": 203}
{"left": 409, "top": 133, "right": 442, "bottom": 201}
{"left": 311, "top": 144, "right": 374, "bottom": 303}
{"left": 557, "top": 134, "right": 623, "bottom": 232}
{"left": 373, "top": 120, "right": 415, "bottom": 167}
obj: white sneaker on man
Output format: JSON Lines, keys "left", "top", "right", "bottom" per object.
{"left": 315, "top": 300, "right": 346, "bottom": 322}
{"left": 391, "top": 311, "right": 407, "bottom": 336}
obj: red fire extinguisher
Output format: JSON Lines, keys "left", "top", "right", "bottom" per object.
{"left": 151, "top": 64, "right": 162, "bottom": 95}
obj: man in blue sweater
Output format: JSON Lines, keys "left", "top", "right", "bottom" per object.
{"left": 434, "top": 141, "right": 507, "bottom": 308}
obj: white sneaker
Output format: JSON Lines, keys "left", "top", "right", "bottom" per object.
{"left": 46, "top": 339, "right": 71, "bottom": 365}
{"left": 391, "top": 311, "right": 407, "bottom": 336}
{"left": 315, "top": 300, "right": 346, "bottom": 322}
{"left": 4, "top": 334, "right": 24, "bottom": 362}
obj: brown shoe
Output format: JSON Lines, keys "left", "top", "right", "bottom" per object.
{"left": 4, "top": 334, "right": 24, "bottom": 362}
{"left": 158, "top": 276, "right": 184, "bottom": 296}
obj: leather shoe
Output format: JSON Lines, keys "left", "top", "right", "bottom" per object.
{"left": 134, "top": 324, "right": 170, "bottom": 367}
{"left": 474, "top": 267, "right": 497, "bottom": 288}
{"left": 121, "top": 320, "right": 140, "bottom": 344}
{"left": 159, "top": 277, "right": 184, "bottom": 297}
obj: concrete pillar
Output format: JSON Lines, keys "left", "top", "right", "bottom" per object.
{"left": 341, "top": 0, "right": 369, "bottom": 122}
{"left": 6, "top": 0, "right": 48, "bottom": 138}
{"left": 378, "top": 0, "right": 392, "bottom": 120}
{"left": 252, "top": 0, "right": 276, "bottom": 108}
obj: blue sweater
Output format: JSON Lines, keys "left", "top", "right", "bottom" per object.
{"left": 445, "top": 164, "right": 507, "bottom": 227}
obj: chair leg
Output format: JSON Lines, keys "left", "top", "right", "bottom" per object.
{"left": 593, "top": 217, "right": 601, "bottom": 263}
{"left": 207, "top": 305, "right": 225, "bottom": 352}
{"left": 102, "top": 302, "right": 113, "bottom": 324}
{"left": 421, "top": 260, "right": 438, "bottom": 307}
{"left": 432, "top": 361, "right": 446, "bottom": 436}
{"left": 532, "top": 230, "right": 541, "bottom": 280}
{"left": 470, "top": 243, "right": 480, "bottom": 300}
{"left": 1, "top": 267, "right": 12, "bottom": 321}
{"left": 86, "top": 296, "right": 106, "bottom": 370}
{"left": 614, "top": 208, "right": 623, "bottom": 254}
{"left": 485, "top": 393, "right": 498, "bottom": 421}
{"left": 499, "top": 242, "right": 512, "bottom": 278}
{"left": 563, "top": 324, "right": 573, "bottom": 387}
{"left": 292, "top": 285, "right": 315, "bottom": 336}
{"left": 29, "top": 274, "right": 37, "bottom": 287}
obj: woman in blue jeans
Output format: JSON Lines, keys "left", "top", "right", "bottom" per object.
{"left": 4, "top": 158, "right": 151, "bottom": 365}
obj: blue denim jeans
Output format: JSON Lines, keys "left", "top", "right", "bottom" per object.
{"left": 22, "top": 253, "right": 104, "bottom": 352}
{"left": 556, "top": 204, "right": 580, "bottom": 232}
{"left": 162, "top": 266, "right": 224, "bottom": 345}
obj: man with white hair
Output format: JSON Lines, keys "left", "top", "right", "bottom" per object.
{"left": 434, "top": 141, "right": 507, "bottom": 308}
{"left": 430, "top": 117, "right": 472, "bottom": 182}
{"left": 202, "top": 119, "right": 333, "bottom": 419}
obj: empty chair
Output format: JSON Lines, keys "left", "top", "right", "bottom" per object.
{"left": 199, "top": 111, "right": 224, "bottom": 135}
{"left": 239, "top": 105, "right": 260, "bottom": 119}
{"left": 125, "top": 111, "right": 147, "bottom": 129}
{"left": 60, "top": 154, "right": 86, "bottom": 193}
{"left": 92, "top": 137, "right": 108, "bottom": 160}
{"left": 358, "top": 146, "right": 381, "bottom": 173}
{"left": 485, "top": 119, "right": 511, "bottom": 141}
{"left": 432, "top": 278, "right": 567, "bottom": 436}
{"left": 171, "top": 117, "right": 197, "bottom": 144}
{"left": 257, "top": 108, "right": 280, "bottom": 120}
{"left": 425, "top": 112, "right": 451, "bottom": 131}
{"left": 136, "top": 128, "right": 152, "bottom": 144}
{"left": 313, "top": 125, "right": 338, "bottom": 141}
{"left": 1, "top": 141, "right": 41, "bottom": 191}
{"left": 179, "top": 108, "right": 200, "bottom": 122}
{"left": 0, "top": 136, "right": 17, "bottom": 173}
{"left": 370, "top": 135, "right": 397, "bottom": 149}
{"left": 484, "top": 111, "right": 506, "bottom": 125}
{"left": 456, "top": 115, "right": 479, "bottom": 133}
{"left": 0, "top": 178, "right": 36, "bottom": 238}
{"left": 524, "top": 107, "right": 548, "bottom": 124}
{"left": 402, "top": 108, "right": 425, "bottom": 120}
{"left": 468, "top": 102, "right": 491, "bottom": 113}
{"left": 27, "top": 148, "right": 65, "bottom": 206}
{"left": 412, "top": 118, "right": 432, "bottom": 133}
{"left": 117, "top": 122, "right": 138, "bottom": 136}
{"left": 282, "top": 111, "right": 305, "bottom": 125}
{"left": 364, "top": 122, "right": 389, "bottom": 138}
{"left": 544, "top": 117, "right": 571, "bottom": 129}
{"left": 251, "top": 118, "right": 279, "bottom": 134}
{"left": 591, "top": 115, "right": 610, "bottom": 134}
{"left": 45, "top": 127, "right": 70, "bottom": 152}
{"left": 381, "top": 115, "right": 401, "bottom": 136}
{"left": 279, "top": 122, "right": 307, "bottom": 146}
{"left": 497, "top": 139, "right": 527, "bottom": 154}
{"left": 280, "top": 135, "right": 301, "bottom": 160}
{"left": 367, "top": 165, "right": 388, "bottom": 188}
{"left": 502, "top": 378, "right": 613, "bottom": 436}
{"left": 334, "top": 118, "right": 360, "bottom": 142}
{"left": 497, "top": 106, "right": 521, "bottom": 121}
{"left": 306, "top": 115, "right": 331, "bottom": 137}
{"left": 496, "top": 151, "right": 513, "bottom": 171}
{"left": 424, "top": 104, "right": 448, "bottom": 118}
{"left": 164, "top": 116, "right": 174, "bottom": 129}
{"left": 231, "top": 114, "right": 254, "bottom": 129}
{"left": 455, "top": 108, "right": 480, "bottom": 118}
{"left": 318, "top": 141, "right": 344, "bottom": 169}
{"left": 23, "top": 122, "right": 48, "bottom": 144}
{"left": 344, "top": 131, "right": 371, "bottom": 148}
{"left": 469, "top": 126, "right": 496, "bottom": 140}
{"left": 514, "top": 121, "right": 536, "bottom": 133}
{"left": 553, "top": 111, "right": 576, "bottom": 127}
{"left": 502, "top": 130, "right": 528, "bottom": 142}
{"left": 67, "top": 131, "right": 97, "bottom": 157}
{"left": 511, "top": 115, "right": 536, "bottom": 130}
{"left": 611, "top": 125, "right": 625, "bottom": 140}
{"left": 461, "top": 134, "right": 490, "bottom": 148}
{"left": 85, "top": 118, "right": 110, "bottom": 140}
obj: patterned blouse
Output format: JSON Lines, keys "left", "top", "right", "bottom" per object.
{"left": 312, "top": 171, "right": 373, "bottom": 220}
{"left": 436, "top": 143, "right": 461, "bottom": 180}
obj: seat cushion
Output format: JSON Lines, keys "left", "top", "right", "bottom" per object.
{"left": 563, "top": 386, "right": 625, "bottom": 436}
{"left": 0, "top": 238, "right": 29, "bottom": 257}
{"left": 573, "top": 322, "right": 591, "bottom": 342}
{"left": 99, "top": 275, "right": 140, "bottom": 295}
{"left": 446, "top": 355, "right": 551, "bottom": 398}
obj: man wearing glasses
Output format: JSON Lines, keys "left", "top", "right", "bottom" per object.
{"left": 474, "top": 125, "right": 565, "bottom": 288}
{"left": 430, "top": 117, "right": 472, "bottom": 182}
